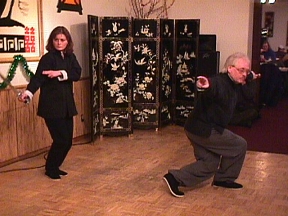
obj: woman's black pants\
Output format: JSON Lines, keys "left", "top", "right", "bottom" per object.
{"left": 44, "top": 117, "right": 73, "bottom": 173}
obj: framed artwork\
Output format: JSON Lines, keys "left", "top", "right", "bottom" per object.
{"left": 264, "top": 11, "right": 274, "bottom": 37}
{"left": 0, "top": 0, "right": 43, "bottom": 63}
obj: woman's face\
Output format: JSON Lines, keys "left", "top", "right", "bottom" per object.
{"left": 262, "top": 43, "right": 269, "bottom": 52}
{"left": 53, "top": 34, "right": 68, "bottom": 51}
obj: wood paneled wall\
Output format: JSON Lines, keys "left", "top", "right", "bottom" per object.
{"left": 0, "top": 79, "right": 91, "bottom": 166}
{"left": 0, "top": 89, "right": 18, "bottom": 162}
{"left": 73, "top": 78, "right": 91, "bottom": 138}
{"left": 16, "top": 90, "right": 52, "bottom": 156}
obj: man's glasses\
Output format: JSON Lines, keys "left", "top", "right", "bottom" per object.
{"left": 232, "top": 66, "right": 251, "bottom": 75}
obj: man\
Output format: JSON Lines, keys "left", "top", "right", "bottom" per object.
{"left": 163, "top": 52, "right": 261, "bottom": 198}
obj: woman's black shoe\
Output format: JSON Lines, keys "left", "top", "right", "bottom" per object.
{"left": 58, "top": 169, "right": 68, "bottom": 176}
{"left": 45, "top": 171, "right": 61, "bottom": 180}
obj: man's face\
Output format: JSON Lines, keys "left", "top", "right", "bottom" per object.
{"left": 228, "top": 58, "right": 251, "bottom": 85}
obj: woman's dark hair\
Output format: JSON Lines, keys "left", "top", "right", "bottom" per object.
{"left": 45, "top": 26, "right": 74, "bottom": 53}
{"left": 261, "top": 40, "right": 271, "bottom": 49}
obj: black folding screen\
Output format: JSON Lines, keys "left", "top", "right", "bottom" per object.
{"left": 199, "top": 34, "right": 216, "bottom": 52}
{"left": 159, "top": 19, "right": 174, "bottom": 127}
{"left": 88, "top": 15, "right": 133, "bottom": 139}
{"left": 174, "top": 19, "right": 200, "bottom": 125}
{"left": 88, "top": 15, "right": 100, "bottom": 140}
{"left": 132, "top": 19, "right": 175, "bottom": 129}
{"left": 132, "top": 18, "right": 159, "bottom": 129}
{"left": 88, "top": 15, "right": 200, "bottom": 139}
{"left": 198, "top": 51, "right": 220, "bottom": 77}
{"left": 198, "top": 34, "right": 220, "bottom": 78}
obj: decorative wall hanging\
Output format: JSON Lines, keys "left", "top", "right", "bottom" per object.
{"left": 57, "top": 0, "right": 83, "bottom": 15}
{"left": 264, "top": 11, "right": 274, "bottom": 37}
{"left": 0, "top": 0, "right": 43, "bottom": 63}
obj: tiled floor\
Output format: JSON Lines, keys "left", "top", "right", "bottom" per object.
{"left": 0, "top": 125, "right": 287, "bottom": 216}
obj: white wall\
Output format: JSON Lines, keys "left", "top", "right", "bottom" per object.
{"left": 0, "top": 0, "right": 256, "bottom": 86}
{"left": 169, "top": 0, "right": 254, "bottom": 71}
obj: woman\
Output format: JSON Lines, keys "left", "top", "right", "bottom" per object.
{"left": 19, "top": 26, "right": 82, "bottom": 180}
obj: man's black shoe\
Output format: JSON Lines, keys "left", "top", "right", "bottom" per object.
{"left": 163, "top": 173, "right": 184, "bottom": 198}
{"left": 213, "top": 181, "right": 243, "bottom": 189}
{"left": 45, "top": 171, "right": 61, "bottom": 180}
{"left": 58, "top": 169, "right": 68, "bottom": 176}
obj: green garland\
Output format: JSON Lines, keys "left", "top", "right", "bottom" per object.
{"left": 0, "top": 55, "right": 34, "bottom": 90}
